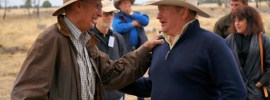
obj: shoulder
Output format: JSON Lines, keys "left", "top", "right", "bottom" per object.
{"left": 225, "top": 34, "right": 234, "bottom": 41}
{"left": 198, "top": 29, "right": 228, "bottom": 48}
{"left": 115, "top": 12, "right": 125, "bottom": 17}
{"left": 262, "top": 33, "right": 270, "bottom": 44}
{"left": 215, "top": 14, "right": 231, "bottom": 24}
{"left": 37, "top": 23, "right": 63, "bottom": 43}
{"left": 219, "top": 14, "right": 231, "bottom": 21}
{"left": 133, "top": 11, "right": 147, "bottom": 15}
{"left": 113, "top": 32, "right": 125, "bottom": 40}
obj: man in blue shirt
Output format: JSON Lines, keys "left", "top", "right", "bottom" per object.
{"left": 121, "top": 0, "right": 247, "bottom": 99}
{"left": 113, "top": 0, "right": 149, "bottom": 52}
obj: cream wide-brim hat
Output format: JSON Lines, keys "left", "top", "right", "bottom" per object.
{"left": 52, "top": 0, "right": 78, "bottom": 16}
{"left": 144, "top": 0, "right": 210, "bottom": 18}
{"left": 102, "top": 1, "right": 117, "bottom": 12}
{"left": 114, "top": 0, "right": 135, "bottom": 10}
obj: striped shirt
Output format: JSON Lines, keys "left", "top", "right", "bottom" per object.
{"left": 64, "top": 16, "right": 96, "bottom": 100}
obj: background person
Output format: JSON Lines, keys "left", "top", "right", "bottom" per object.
{"left": 213, "top": 0, "right": 248, "bottom": 38}
{"left": 121, "top": 0, "right": 247, "bottom": 99}
{"left": 113, "top": 0, "right": 149, "bottom": 52}
{"left": 90, "top": 3, "right": 126, "bottom": 100}
{"left": 226, "top": 6, "right": 270, "bottom": 100}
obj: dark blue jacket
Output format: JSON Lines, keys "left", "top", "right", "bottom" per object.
{"left": 91, "top": 26, "right": 127, "bottom": 60}
{"left": 91, "top": 26, "right": 127, "bottom": 100}
{"left": 122, "top": 20, "right": 247, "bottom": 100}
{"left": 113, "top": 11, "right": 148, "bottom": 52}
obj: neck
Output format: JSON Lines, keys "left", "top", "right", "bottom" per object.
{"left": 66, "top": 14, "right": 86, "bottom": 33}
{"left": 96, "top": 24, "right": 109, "bottom": 36}
{"left": 167, "top": 19, "right": 194, "bottom": 44}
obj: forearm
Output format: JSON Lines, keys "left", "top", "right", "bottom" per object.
{"left": 131, "top": 12, "right": 149, "bottom": 26}
{"left": 98, "top": 46, "right": 152, "bottom": 89}
{"left": 120, "top": 77, "right": 151, "bottom": 97}
{"left": 113, "top": 17, "right": 133, "bottom": 33}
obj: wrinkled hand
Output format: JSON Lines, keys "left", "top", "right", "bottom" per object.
{"left": 256, "top": 71, "right": 270, "bottom": 87}
{"left": 132, "top": 20, "right": 143, "bottom": 27}
{"left": 143, "top": 35, "right": 164, "bottom": 50}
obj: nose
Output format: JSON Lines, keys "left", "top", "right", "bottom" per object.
{"left": 108, "top": 14, "right": 114, "bottom": 19}
{"left": 157, "top": 12, "right": 161, "bottom": 19}
{"left": 234, "top": 20, "right": 239, "bottom": 26}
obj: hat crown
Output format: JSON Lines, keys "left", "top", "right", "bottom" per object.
{"left": 114, "top": 0, "right": 135, "bottom": 9}
{"left": 145, "top": 0, "right": 210, "bottom": 18}
{"left": 64, "top": 0, "right": 70, "bottom": 3}
{"left": 184, "top": 0, "right": 197, "bottom": 6}
{"left": 102, "top": 1, "right": 117, "bottom": 12}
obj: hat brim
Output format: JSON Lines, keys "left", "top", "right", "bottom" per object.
{"left": 114, "top": 0, "right": 135, "bottom": 10}
{"left": 102, "top": 6, "right": 118, "bottom": 12}
{"left": 144, "top": 0, "right": 210, "bottom": 18}
{"left": 52, "top": 0, "right": 77, "bottom": 16}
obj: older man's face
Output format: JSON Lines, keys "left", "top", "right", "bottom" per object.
{"left": 97, "top": 11, "right": 114, "bottom": 29}
{"left": 157, "top": 5, "right": 183, "bottom": 36}
{"left": 77, "top": 0, "right": 102, "bottom": 32}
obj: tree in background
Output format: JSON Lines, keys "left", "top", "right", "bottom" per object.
{"left": 42, "top": 0, "right": 51, "bottom": 8}
{"left": 0, "top": 0, "right": 2, "bottom": 9}
{"left": 223, "top": 0, "right": 228, "bottom": 8}
{"left": 33, "top": 0, "right": 40, "bottom": 17}
{"left": 3, "top": 0, "right": 7, "bottom": 20}
{"left": 24, "top": 0, "right": 31, "bottom": 16}
{"left": 267, "top": 0, "right": 270, "bottom": 7}
{"left": 255, "top": 0, "right": 262, "bottom": 8}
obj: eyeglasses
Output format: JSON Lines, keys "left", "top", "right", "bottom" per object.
{"left": 103, "top": 12, "right": 114, "bottom": 16}
{"left": 86, "top": 0, "right": 103, "bottom": 11}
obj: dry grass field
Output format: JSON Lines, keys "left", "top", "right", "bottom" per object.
{"left": 1, "top": 2, "right": 270, "bottom": 100}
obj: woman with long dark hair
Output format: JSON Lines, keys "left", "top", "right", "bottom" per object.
{"left": 226, "top": 6, "right": 270, "bottom": 100}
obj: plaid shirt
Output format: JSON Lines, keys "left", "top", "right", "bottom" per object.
{"left": 64, "top": 16, "right": 95, "bottom": 100}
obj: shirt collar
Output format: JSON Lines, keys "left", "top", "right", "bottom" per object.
{"left": 63, "top": 16, "right": 91, "bottom": 44}
{"left": 161, "top": 19, "right": 196, "bottom": 49}
{"left": 63, "top": 16, "right": 83, "bottom": 40}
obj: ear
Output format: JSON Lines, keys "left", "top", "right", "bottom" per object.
{"left": 181, "top": 8, "right": 189, "bottom": 19}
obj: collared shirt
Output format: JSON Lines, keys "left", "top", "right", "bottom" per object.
{"left": 162, "top": 19, "right": 196, "bottom": 49}
{"left": 64, "top": 16, "right": 95, "bottom": 100}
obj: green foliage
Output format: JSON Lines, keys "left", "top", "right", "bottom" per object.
{"left": 42, "top": 0, "right": 52, "bottom": 8}
{"left": 25, "top": 0, "right": 32, "bottom": 8}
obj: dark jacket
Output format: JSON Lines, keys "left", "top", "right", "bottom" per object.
{"left": 113, "top": 11, "right": 148, "bottom": 52}
{"left": 91, "top": 26, "right": 127, "bottom": 100}
{"left": 213, "top": 13, "right": 232, "bottom": 38}
{"left": 226, "top": 33, "right": 270, "bottom": 100}
{"left": 91, "top": 26, "right": 127, "bottom": 60}
{"left": 122, "top": 19, "right": 247, "bottom": 100}
{"left": 11, "top": 15, "right": 152, "bottom": 100}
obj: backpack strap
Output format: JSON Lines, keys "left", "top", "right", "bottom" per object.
{"left": 258, "top": 32, "right": 268, "bottom": 97}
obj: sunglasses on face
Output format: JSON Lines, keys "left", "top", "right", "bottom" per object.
{"left": 103, "top": 12, "right": 114, "bottom": 16}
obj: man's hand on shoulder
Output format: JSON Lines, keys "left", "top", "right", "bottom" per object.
{"left": 143, "top": 35, "right": 164, "bottom": 50}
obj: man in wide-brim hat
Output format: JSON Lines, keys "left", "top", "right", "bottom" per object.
{"left": 10, "top": 0, "right": 164, "bottom": 100}
{"left": 114, "top": 0, "right": 135, "bottom": 10}
{"left": 121, "top": 0, "right": 247, "bottom": 99}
